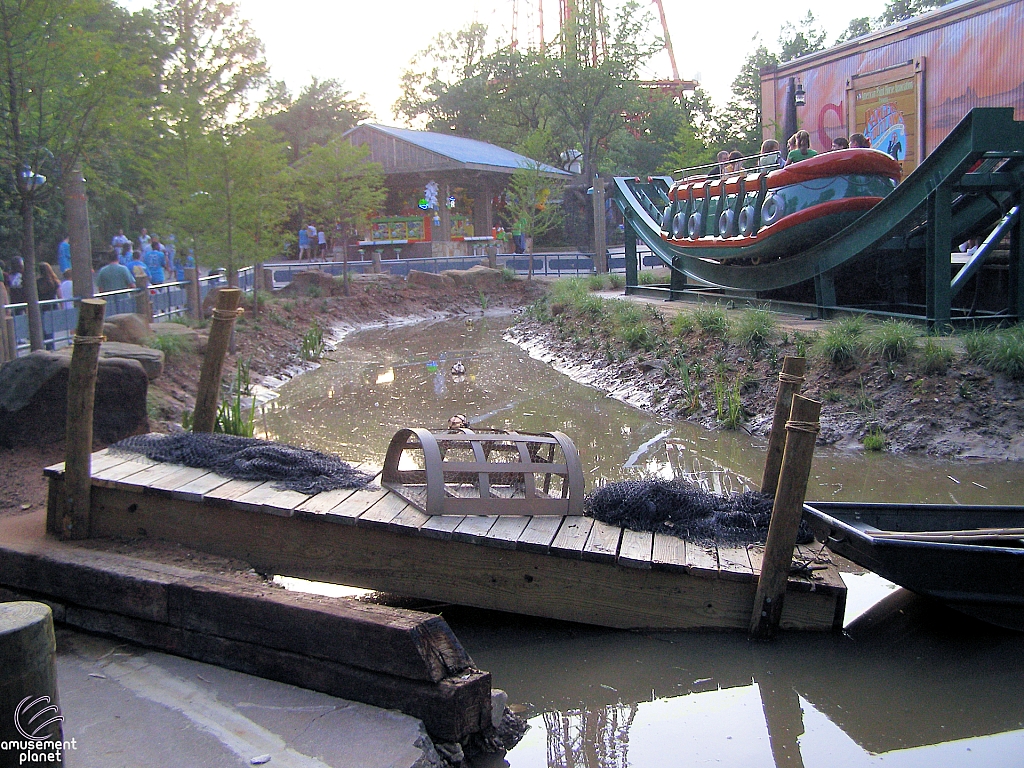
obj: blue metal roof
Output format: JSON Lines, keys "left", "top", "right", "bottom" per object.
{"left": 360, "top": 124, "right": 571, "bottom": 176}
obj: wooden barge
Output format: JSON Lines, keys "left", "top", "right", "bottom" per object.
{"left": 43, "top": 448, "right": 846, "bottom": 632}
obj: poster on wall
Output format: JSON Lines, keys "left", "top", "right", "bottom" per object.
{"left": 847, "top": 60, "right": 924, "bottom": 178}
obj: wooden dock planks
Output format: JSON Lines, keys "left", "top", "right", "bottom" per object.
{"left": 54, "top": 452, "right": 846, "bottom": 632}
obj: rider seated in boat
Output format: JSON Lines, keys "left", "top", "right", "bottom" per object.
{"left": 787, "top": 130, "right": 818, "bottom": 164}
{"left": 849, "top": 133, "right": 871, "bottom": 148}
{"left": 758, "top": 140, "right": 781, "bottom": 168}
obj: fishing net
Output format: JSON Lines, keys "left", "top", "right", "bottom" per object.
{"left": 111, "top": 433, "right": 375, "bottom": 495}
{"left": 584, "top": 479, "right": 813, "bottom": 545}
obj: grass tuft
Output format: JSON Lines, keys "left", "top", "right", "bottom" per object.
{"left": 866, "top": 319, "right": 918, "bottom": 362}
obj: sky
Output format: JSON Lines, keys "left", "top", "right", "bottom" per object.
{"left": 123, "top": 0, "right": 893, "bottom": 124}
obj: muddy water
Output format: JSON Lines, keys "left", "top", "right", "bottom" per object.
{"left": 264, "top": 317, "right": 1024, "bottom": 768}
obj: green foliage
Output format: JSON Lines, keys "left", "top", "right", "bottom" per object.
{"left": 607, "top": 274, "right": 624, "bottom": 289}
{"left": 920, "top": 339, "right": 954, "bottom": 375}
{"left": 145, "top": 332, "right": 195, "bottom": 358}
{"left": 863, "top": 427, "right": 886, "bottom": 452}
{"left": 822, "top": 389, "right": 844, "bottom": 403}
{"left": 587, "top": 273, "right": 608, "bottom": 292}
{"left": 299, "top": 319, "right": 326, "bottom": 361}
{"left": 503, "top": 161, "right": 564, "bottom": 271}
{"left": 670, "top": 312, "right": 695, "bottom": 337}
{"left": 478, "top": 290, "right": 489, "bottom": 311}
{"left": 713, "top": 375, "right": 745, "bottom": 429}
{"left": 500, "top": 267, "right": 517, "bottom": 282}
{"left": 866, "top": 319, "right": 918, "bottom": 362}
{"left": 961, "top": 327, "right": 993, "bottom": 361}
{"left": 637, "top": 270, "right": 664, "bottom": 285}
{"left": 732, "top": 308, "right": 776, "bottom": 352}
{"left": 693, "top": 304, "right": 729, "bottom": 336}
{"left": 792, "top": 330, "right": 815, "bottom": 358}
{"left": 981, "top": 326, "right": 1024, "bottom": 379}
{"left": 814, "top": 323, "right": 859, "bottom": 366}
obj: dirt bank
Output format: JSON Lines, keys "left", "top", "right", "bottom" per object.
{"left": 507, "top": 295, "right": 1024, "bottom": 462}
{"left": 0, "top": 273, "right": 545, "bottom": 517}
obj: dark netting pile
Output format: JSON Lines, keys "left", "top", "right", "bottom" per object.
{"left": 584, "top": 479, "right": 813, "bottom": 545}
{"left": 111, "top": 433, "right": 375, "bottom": 495}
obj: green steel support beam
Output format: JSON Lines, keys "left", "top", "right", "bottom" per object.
{"left": 624, "top": 216, "right": 639, "bottom": 294}
{"left": 814, "top": 271, "right": 836, "bottom": 319}
{"left": 669, "top": 255, "right": 687, "bottom": 299}
{"left": 926, "top": 184, "right": 953, "bottom": 333}
{"left": 1011, "top": 207, "right": 1024, "bottom": 321}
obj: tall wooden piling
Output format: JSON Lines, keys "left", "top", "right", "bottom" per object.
{"left": 760, "top": 356, "right": 806, "bottom": 497}
{"left": 185, "top": 267, "right": 201, "bottom": 319}
{"left": 750, "top": 394, "right": 822, "bottom": 639}
{"left": 0, "top": 282, "right": 14, "bottom": 363}
{"left": 134, "top": 273, "right": 152, "bottom": 324}
{"left": 61, "top": 298, "right": 106, "bottom": 540}
{"left": 191, "top": 288, "right": 242, "bottom": 433}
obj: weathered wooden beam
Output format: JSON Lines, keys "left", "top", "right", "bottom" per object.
{"left": 760, "top": 356, "right": 805, "bottom": 497}
{"left": 59, "top": 298, "right": 106, "bottom": 540}
{"left": 71, "top": 476, "right": 842, "bottom": 632}
{"left": 750, "top": 394, "right": 823, "bottom": 639}
{"left": 192, "top": 288, "right": 242, "bottom": 433}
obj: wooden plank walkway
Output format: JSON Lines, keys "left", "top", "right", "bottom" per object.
{"left": 45, "top": 452, "right": 846, "bottom": 632}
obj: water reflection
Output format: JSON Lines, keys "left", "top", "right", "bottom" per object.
{"left": 265, "top": 317, "right": 1024, "bottom": 767}
{"left": 451, "top": 588, "right": 1024, "bottom": 768}
{"left": 266, "top": 317, "right": 1024, "bottom": 503}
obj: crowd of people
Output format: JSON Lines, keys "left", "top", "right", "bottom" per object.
{"left": 296, "top": 224, "right": 332, "bottom": 261}
{"left": 706, "top": 130, "right": 874, "bottom": 177}
{"left": 1, "top": 226, "right": 200, "bottom": 309}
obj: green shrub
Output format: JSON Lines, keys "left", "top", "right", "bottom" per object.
{"left": 731, "top": 307, "right": 776, "bottom": 352}
{"left": 834, "top": 315, "right": 868, "bottom": 339}
{"left": 607, "top": 274, "right": 624, "bottom": 289}
{"left": 961, "top": 327, "right": 993, "bottom": 361}
{"left": 145, "top": 332, "right": 195, "bottom": 358}
{"left": 713, "top": 375, "right": 745, "bottom": 429}
{"left": 500, "top": 267, "right": 517, "bottom": 282}
{"left": 920, "top": 338, "right": 954, "bottom": 374}
{"left": 983, "top": 327, "right": 1024, "bottom": 378}
{"left": 617, "top": 323, "right": 654, "bottom": 351}
{"left": 587, "top": 273, "right": 607, "bottom": 291}
{"left": 670, "top": 312, "right": 695, "bottom": 336}
{"left": 822, "top": 389, "right": 844, "bottom": 402}
{"left": 693, "top": 303, "right": 729, "bottom": 336}
{"left": 300, "top": 320, "right": 326, "bottom": 361}
{"left": 637, "top": 270, "right": 664, "bottom": 285}
{"left": 866, "top": 319, "right": 918, "bottom": 362}
{"left": 814, "top": 324, "right": 858, "bottom": 366}
{"left": 863, "top": 427, "right": 886, "bottom": 452}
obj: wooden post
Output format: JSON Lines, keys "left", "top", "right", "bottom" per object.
{"left": 263, "top": 267, "right": 274, "bottom": 292}
{"left": 592, "top": 176, "right": 607, "bottom": 273}
{"left": 750, "top": 394, "right": 821, "bottom": 639}
{"left": 134, "top": 273, "right": 152, "bottom": 324}
{"left": 191, "top": 288, "right": 242, "bottom": 433}
{"left": 760, "top": 357, "right": 806, "bottom": 497}
{"left": 185, "top": 267, "right": 201, "bottom": 319}
{"left": 61, "top": 298, "right": 106, "bottom": 540}
{"left": 0, "top": 282, "right": 14, "bottom": 363}
{"left": 0, "top": 603, "right": 64, "bottom": 762}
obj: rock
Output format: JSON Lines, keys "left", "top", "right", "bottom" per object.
{"left": 150, "top": 322, "right": 199, "bottom": 340}
{"left": 57, "top": 341, "right": 165, "bottom": 381}
{"left": 280, "top": 269, "right": 338, "bottom": 297}
{"left": 490, "top": 689, "right": 508, "bottom": 730}
{"left": 441, "top": 265, "right": 503, "bottom": 291}
{"left": 0, "top": 351, "right": 148, "bottom": 447}
{"left": 407, "top": 270, "right": 455, "bottom": 290}
{"left": 103, "top": 313, "right": 150, "bottom": 344}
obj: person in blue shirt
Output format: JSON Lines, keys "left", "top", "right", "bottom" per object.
{"left": 57, "top": 235, "right": 71, "bottom": 274}
{"left": 298, "top": 227, "right": 310, "bottom": 260}
{"left": 128, "top": 251, "right": 148, "bottom": 283}
{"left": 145, "top": 235, "right": 168, "bottom": 284}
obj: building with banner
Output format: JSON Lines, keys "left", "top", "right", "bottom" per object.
{"left": 760, "top": 0, "right": 1024, "bottom": 176}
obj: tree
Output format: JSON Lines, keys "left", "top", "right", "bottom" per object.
{"left": 778, "top": 11, "right": 828, "bottom": 62}
{"left": 720, "top": 44, "right": 779, "bottom": 154}
{"left": 503, "top": 162, "right": 564, "bottom": 279}
{"left": 290, "top": 139, "right": 385, "bottom": 286}
{"left": 835, "top": 17, "right": 874, "bottom": 44}
{"left": 877, "top": 0, "right": 954, "bottom": 26}
{"left": 266, "top": 78, "right": 372, "bottom": 163}
{"left": 188, "top": 124, "right": 289, "bottom": 281}
{"left": 541, "top": 1, "right": 661, "bottom": 182}
{"left": 0, "top": 0, "right": 137, "bottom": 349}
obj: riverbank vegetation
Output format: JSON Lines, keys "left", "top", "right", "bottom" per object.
{"left": 514, "top": 278, "right": 1024, "bottom": 459}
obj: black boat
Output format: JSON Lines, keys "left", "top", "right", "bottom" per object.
{"left": 802, "top": 501, "right": 1024, "bottom": 630}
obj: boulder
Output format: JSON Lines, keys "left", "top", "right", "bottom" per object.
{"left": 0, "top": 351, "right": 148, "bottom": 447}
{"left": 441, "top": 265, "right": 503, "bottom": 291}
{"left": 280, "top": 270, "right": 338, "bottom": 297}
{"left": 57, "top": 341, "right": 165, "bottom": 381}
{"left": 407, "top": 270, "right": 455, "bottom": 291}
{"left": 103, "top": 313, "right": 150, "bottom": 344}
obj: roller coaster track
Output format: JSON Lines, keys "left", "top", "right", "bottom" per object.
{"left": 612, "top": 108, "right": 1024, "bottom": 325}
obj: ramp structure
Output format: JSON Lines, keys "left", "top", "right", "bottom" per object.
{"left": 613, "top": 108, "right": 1024, "bottom": 328}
